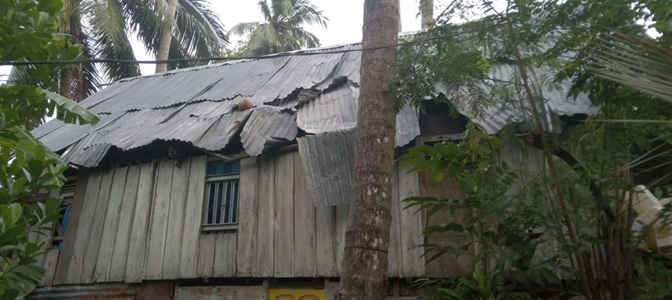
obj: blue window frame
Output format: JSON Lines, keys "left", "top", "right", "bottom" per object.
{"left": 203, "top": 160, "right": 240, "bottom": 231}
{"left": 51, "top": 204, "right": 71, "bottom": 249}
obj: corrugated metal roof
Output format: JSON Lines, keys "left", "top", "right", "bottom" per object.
{"left": 443, "top": 64, "right": 598, "bottom": 134}
{"left": 298, "top": 129, "right": 355, "bottom": 206}
{"left": 33, "top": 32, "right": 596, "bottom": 168}
{"left": 297, "top": 84, "right": 358, "bottom": 133}
{"left": 240, "top": 106, "right": 297, "bottom": 156}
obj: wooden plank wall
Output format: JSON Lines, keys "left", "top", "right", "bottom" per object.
{"left": 42, "top": 151, "right": 425, "bottom": 286}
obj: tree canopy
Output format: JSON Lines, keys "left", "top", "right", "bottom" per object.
{"left": 0, "top": 0, "right": 99, "bottom": 297}
{"left": 396, "top": 0, "right": 672, "bottom": 298}
{"left": 229, "top": 0, "right": 328, "bottom": 56}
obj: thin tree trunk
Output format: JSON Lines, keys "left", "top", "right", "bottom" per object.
{"left": 420, "top": 0, "right": 433, "bottom": 29}
{"left": 335, "top": 0, "right": 399, "bottom": 299}
{"left": 60, "top": 67, "right": 73, "bottom": 100}
{"left": 155, "top": 0, "right": 179, "bottom": 73}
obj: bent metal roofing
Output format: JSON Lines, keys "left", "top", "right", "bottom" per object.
{"left": 33, "top": 34, "right": 596, "bottom": 205}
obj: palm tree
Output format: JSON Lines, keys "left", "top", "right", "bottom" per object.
{"left": 230, "top": 0, "right": 328, "bottom": 56}
{"left": 55, "top": 0, "right": 227, "bottom": 101}
{"left": 588, "top": 31, "right": 672, "bottom": 103}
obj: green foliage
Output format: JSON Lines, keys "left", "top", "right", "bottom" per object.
{"left": 0, "top": 0, "right": 99, "bottom": 297}
{"left": 229, "top": 0, "right": 328, "bottom": 55}
{"left": 397, "top": 0, "right": 672, "bottom": 298}
{"left": 426, "top": 267, "right": 531, "bottom": 300}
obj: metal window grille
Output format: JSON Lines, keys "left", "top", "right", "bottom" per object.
{"left": 202, "top": 160, "right": 240, "bottom": 231}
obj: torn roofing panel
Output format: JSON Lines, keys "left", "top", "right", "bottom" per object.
{"left": 33, "top": 32, "right": 597, "bottom": 168}
{"left": 445, "top": 64, "right": 598, "bottom": 134}
{"left": 297, "top": 83, "right": 358, "bottom": 134}
{"left": 240, "top": 106, "right": 297, "bottom": 156}
{"left": 298, "top": 129, "right": 355, "bottom": 206}
{"left": 255, "top": 52, "right": 346, "bottom": 105}
{"left": 396, "top": 103, "right": 421, "bottom": 147}
{"left": 190, "top": 57, "right": 292, "bottom": 105}
{"left": 297, "top": 83, "right": 419, "bottom": 147}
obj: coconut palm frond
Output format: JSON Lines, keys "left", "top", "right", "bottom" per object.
{"left": 85, "top": 0, "right": 142, "bottom": 82}
{"left": 258, "top": 0, "right": 273, "bottom": 21}
{"left": 177, "top": 0, "right": 228, "bottom": 57}
{"left": 230, "top": 22, "right": 261, "bottom": 37}
{"left": 233, "top": 0, "right": 327, "bottom": 55}
{"left": 286, "top": 0, "right": 328, "bottom": 27}
{"left": 589, "top": 32, "right": 672, "bottom": 103}
{"left": 288, "top": 27, "right": 321, "bottom": 48}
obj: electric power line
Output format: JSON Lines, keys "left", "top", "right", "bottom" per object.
{"left": 0, "top": 24, "right": 506, "bottom": 67}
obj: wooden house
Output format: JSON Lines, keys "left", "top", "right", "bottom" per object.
{"left": 28, "top": 36, "right": 595, "bottom": 299}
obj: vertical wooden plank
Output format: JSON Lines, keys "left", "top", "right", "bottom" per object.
{"left": 39, "top": 249, "right": 60, "bottom": 286}
{"left": 144, "top": 160, "right": 174, "bottom": 279}
{"left": 273, "top": 152, "right": 295, "bottom": 277}
{"left": 162, "top": 160, "right": 191, "bottom": 279}
{"left": 95, "top": 166, "right": 128, "bottom": 282}
{"left": 398, "top": 163, "right": 426, "bottom": 277}
{"left": 196, "top": 233, "right": 216, "bottom": 278}
{"left": 213, "top": 232, "right": 237, "bottom": 277}
{"left": 125, "top": 162, "right": 157, "bottom": 282}
{"left": 80, "top": 168, "right": 115, "bottom": 283}
{"left": 334, "top": 204, "right": 349, "bottom": 275}
{"left": 66, "top": 171, "right": 102, "bottom": 284}
{"left": 236, "top": 157, "right": 259, "bottom": 276}
{"left": 419, "top": 169, "right": 473, "bottom": 278}
{"left": 315, "top": 205, "right": 337, "bottom": 277}
{"left": 179, "top": 156, "right": 207, "bottom": 278}
{"left": 324, "top": 279, "right": 339, "bottom": 300}
{"left": 254, "top": 155, "right": 275, "bottom": 277}
{"left": 33, "top": 191, "right": 58, "bottom": 272}
{"left": 388, "top": 165, "right": 402, "bottom": 277}
{"left": 53, "top": 173, "right": 88, "bottom": 285}
{"left": 293, "top": 152, "right": 316, "bottom": 277}
{"left": 108, "top": 165, "right": 141, "bottom": 281}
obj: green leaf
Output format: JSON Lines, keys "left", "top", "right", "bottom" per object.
{"left": 0, "top": 204, "right": 22, "bottom": 227}
{"left": 43, "top": 90, "right": 99, "bottom": 125}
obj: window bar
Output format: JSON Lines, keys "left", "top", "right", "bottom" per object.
{"left": 222, "top": 180, "right": 231, "bottom": 224}
{"left": 223, "top": 180, "right": 231, "bottom": 224}
{"left": 206, "top": 182, "right": 215, "bottom": 224}
{"left": 215, "top": 181, "right": 223, "bottom": 224}
{"left": 232, "top": 179, "right": 239, "bottom": 223}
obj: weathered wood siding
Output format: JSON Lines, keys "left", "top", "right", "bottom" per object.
{"left": 41, "top": 151, "right": 425, "bottom": 286}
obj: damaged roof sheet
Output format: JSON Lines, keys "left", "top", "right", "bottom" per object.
{"left": 34, "top": 40, "right": 422, "bottom": 168}
{"left": 34, "top": 33, "right": 596, "bottom": 174}
{"left": 298, "top": 129, "right": 355, "bottom": 206}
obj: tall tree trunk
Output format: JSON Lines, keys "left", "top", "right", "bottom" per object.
{"left": 420, "top": 0, "right": 433, "bottom": 29}
{"left": 58, "top": 0, "right": 80, "bottom": 100}
{"left": 155, "top": 0, "right": 179, "bottom": 73}
{"left": 335, "top": 0, "right": 399, "bottom": 299}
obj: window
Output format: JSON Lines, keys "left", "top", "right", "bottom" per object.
{"left": 51, "top": 180, "right": 76, "bottom": 249}
{"left": 202, "top": 160, "right": 240, "bottom": 231}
